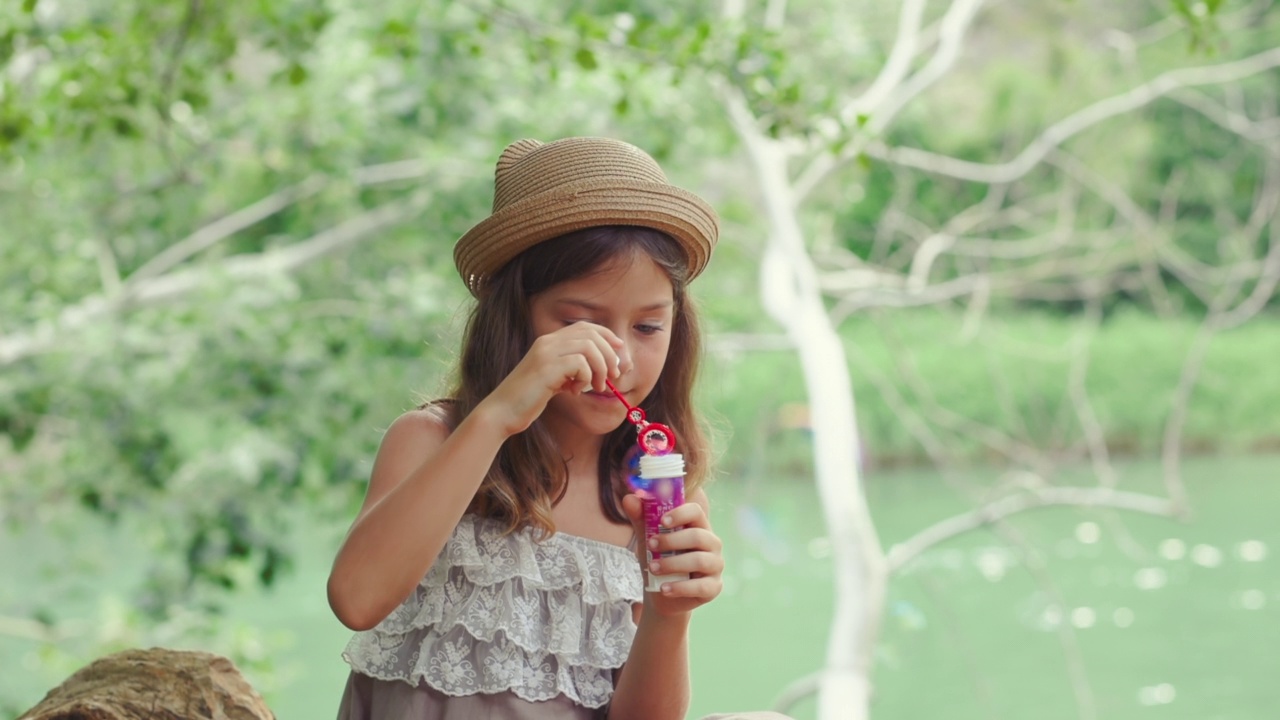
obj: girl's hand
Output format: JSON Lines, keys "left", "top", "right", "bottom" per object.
{"left": 622, "top": 490, "right": 724, "bottom": 618}
{"left": 481, "top": 322, "right": 627, "bottom": 436}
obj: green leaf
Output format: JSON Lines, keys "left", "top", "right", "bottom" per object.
{"left": 574, "top": 47, "right": 598, "bottom": 70}
{"left": 22, "top": 0, "right": 38, "bottom": 12}
{"left": 287, "top": 61, "right": 307, "bottom": 85}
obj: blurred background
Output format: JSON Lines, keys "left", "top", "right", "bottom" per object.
{"left": 2, "top": 1, "right": 1279, "bottom": 718}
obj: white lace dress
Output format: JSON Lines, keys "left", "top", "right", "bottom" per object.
{"left": 338, "top": 514, "right": 644, "bottom": 719}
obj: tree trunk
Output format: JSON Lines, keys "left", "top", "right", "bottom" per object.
{"left": 727, "top": 96, "right": 888, "bottom": 720}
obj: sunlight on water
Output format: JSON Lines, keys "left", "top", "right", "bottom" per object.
{"left": 974, "top": 549, "right": 1010, "bottom": 582}
{"left": 1190, "top": 543, "right": 1224, "bottom": 568}
{"left": 1158, "top": 537, "right": 1187, "bottom": 560}
{"left": 1070, "top": 607, "right": 1096, "bottom": 629}
{"left": 1138, "top": 682, "right": 1177, "bottom": 706}
{"left": 1112, "top": 607, "right": 1135, "bottom": 628}
{"left": 1133, "top": 566, "right": 1168, "bottom": 590}
{"left": 1074, "top": 521, "right": 1101, "bottom": 544}
{"left": 1239, "top": 589, "right": 1266, "bottom": 610}
{"left": 1237, "top": 539, "right": 1267, "bottom": 562}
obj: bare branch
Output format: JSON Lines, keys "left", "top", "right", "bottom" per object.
{"left": 796, "top": 0, "right": 986, "bottom": 201}
{"left": 763, "top": 0, "right": 788, "bottom": 30}
{"left": 0, "top": 194, "right": 427, "bottom": 365}
{"left": 353, "top": 158, "right": 437, "bottom": 185}
{"left": 1172, "top": 89, "right": 1280, "bottom": 147}
{"left": 1066, "top": 300, "right": 1118, "bottom": 486}
{"left": 864, "top": 0, "right": 986, "bottom": 135}
{"left": 772, "top": 671, "right": 822, "bottom": 715}
{"left": 125, "top": 194, "right": 429, "bottom": 305}
{"left": 865, "top": 47, "right": 1280, "bottom": 185}
{"left": 1047, "top": 151, "right": 1176, "bottom": 315}
{"left": 886, "top": 486, "right": 1182, "bottom": 573}
{"left": 1163, "top": 209, "right": 1280, "bottom": 509}
{"left": 93, "top": 236, "right": 123, "bottom": 296}
{"left": 836, "top": 0, "right": 927, "bottom": 126}
{"left": 127, "top": 175, "right": 328, "bottom": 285}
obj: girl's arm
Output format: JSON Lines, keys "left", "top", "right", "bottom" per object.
{"left": 325, "top": 405, "right": 508, "bottom": 631}
{"left": 609, "top": 490, "right": 725, "bottom": 720}
{"left": 326, "top": 322, "right": 626, "bottom": 631}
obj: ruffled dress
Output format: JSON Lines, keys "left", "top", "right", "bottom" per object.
{"left": 337, "top": 514, "right": 644, "bottom": 719}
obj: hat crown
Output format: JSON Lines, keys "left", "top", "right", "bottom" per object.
{"left": 492, "top": 137, "right": 669, "bottom": 212}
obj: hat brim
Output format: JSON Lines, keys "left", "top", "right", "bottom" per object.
{"left": 454, "top": 179, "right": 718, "bottom": 296}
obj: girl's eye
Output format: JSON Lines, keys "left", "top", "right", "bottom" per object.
{"left": 635, "top": 324, "right": 664, "bottom": 335}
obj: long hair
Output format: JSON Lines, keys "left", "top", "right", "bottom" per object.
{"left": 439, "top": 225, "right": 708, "bottom": 537}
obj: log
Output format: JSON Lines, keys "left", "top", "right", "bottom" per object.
{"left": 18, "top": 647, "right": 274, "bottom": 720}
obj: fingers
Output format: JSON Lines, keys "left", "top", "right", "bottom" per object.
{"left": 649, "top": 548, "right": 723, "bottom": 577}
{"left": 563, "top": 338, "right": 613, "bottom": 392}
{"left": 659, "top": 502, "right": 711, "bottom": 531}
{"left": 621, "top": 494, "right": 644, "bottom": 524}
{"left": 653, "top": 575, "right": 723, "bottom": 600}
{"left": 556, "top": 325, "right": 622, "bottom": 391}
{"left": 647, "top": 526, "right": 721, "bottom": 555}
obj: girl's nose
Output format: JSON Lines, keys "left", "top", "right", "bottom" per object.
{"left": 615, "top": 345, "right": 634, "bottom": 377}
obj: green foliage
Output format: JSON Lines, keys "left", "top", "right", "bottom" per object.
{"left": 2, "top": 0, "right": 1278, "bottom": 709}
{"left": 705, "top": 308, "right": 1280, "bottom": 477}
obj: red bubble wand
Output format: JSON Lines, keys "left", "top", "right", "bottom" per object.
{"left": 605, "top": 380, "right": 676, "bottom": 455}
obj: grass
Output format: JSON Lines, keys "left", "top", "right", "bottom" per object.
{"left": 700, "top": 307, "right": 1280, "bottom": 475}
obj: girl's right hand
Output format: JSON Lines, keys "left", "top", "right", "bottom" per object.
{"left": 481, "top": 322, "right": 628, "bottom": 436}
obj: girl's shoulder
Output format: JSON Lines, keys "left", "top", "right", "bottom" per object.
{"left": 369, "top": 403, "right": 456, "bottom": 485}
{"left": 383, "top": 400, "right": 456, "bottom": 443}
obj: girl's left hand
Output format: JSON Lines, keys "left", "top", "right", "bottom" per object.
{"left": 622, "top": 490, "right": 724, "bottom": 618}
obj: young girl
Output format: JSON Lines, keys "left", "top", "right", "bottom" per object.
{"left": 327, "top": 137, "right": 783, "bottom": 720}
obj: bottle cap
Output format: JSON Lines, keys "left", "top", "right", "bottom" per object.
{"left": 639, "top": 452, "right": 685, "bottom": 480}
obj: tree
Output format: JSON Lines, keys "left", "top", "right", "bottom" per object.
{"left": 710, "top": 2, "right": 1278, "bottom": 719}
{"left": 3, "top": 0, "right": 1278, "bottom": 717}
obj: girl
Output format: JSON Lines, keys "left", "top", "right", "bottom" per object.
{"left": 327, "top": 137, "right": 781, "bottom": 720}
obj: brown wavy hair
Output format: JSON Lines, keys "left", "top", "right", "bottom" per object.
{"left": 435, "top": 225, "right": 709, "bottom": 537}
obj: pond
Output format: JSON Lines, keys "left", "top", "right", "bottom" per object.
{"left": 3, "top": 453, "right": 1277, "bottom": 719}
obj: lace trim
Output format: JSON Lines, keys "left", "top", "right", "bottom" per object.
{"left": 342, "top": 515, "right": 643, "bottom": 709}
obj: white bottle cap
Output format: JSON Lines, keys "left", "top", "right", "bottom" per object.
{"left": 638, "top": 452, "right": 685, "bottom": 480}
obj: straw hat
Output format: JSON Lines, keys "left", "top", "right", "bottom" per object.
{"left": 454, "top": 137, "right": 719, "bottom": 295}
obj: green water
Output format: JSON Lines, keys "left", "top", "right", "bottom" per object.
{"left": 4, "top": 454, "right": 1278, "bottom": 719}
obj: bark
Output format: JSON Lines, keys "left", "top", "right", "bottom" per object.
{"left": 18, "top": 647, "right": 274, "bottom": 720}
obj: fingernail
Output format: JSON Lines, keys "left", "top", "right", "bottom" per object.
{"left": 648, "top": 538, "right": 658, "bottom": 550}
{"left": 661, "top": 584, "right": 672, "bottom": 594}
{"left": 650, "top": 561, "right": 661, "bottom": 573}
{"left": 662, "top": 515, "right": 673, "bottom": 527}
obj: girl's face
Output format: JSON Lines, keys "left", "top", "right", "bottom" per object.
{"left": 530, "top": 251, "right": 676, "bottom": 440}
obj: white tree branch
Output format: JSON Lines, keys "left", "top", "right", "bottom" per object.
{"left": 886, "top": 486, "right": 1182, "bottom": 573}
{"left": 0, "top": 194, "right": 427, "bottom": 365}
{"left": 864, "top": 0, "right": 986, "bottom": 135}
{"left": 1172, "top": 89, "right": 1280, "bottom": 146}
{"left": 796, "top": 0, "right": 987, "bottom": 201}
{"left": 127, "top": 174, "right": 329, "bottom": 285}
{"left": 127, "top": 159, "right": 439, "bottom": 287}
{"left": 837, "top": 0, "right": 927, "bottom": 126}
{"left": 865, "top": 47, "right": 1280, "bottom": 184}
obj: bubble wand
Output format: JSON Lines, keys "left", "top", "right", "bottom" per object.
{"left": 604, "top": 379, "right": 676, "bottom": 455}
{"left": 604, "top": 379, "right": 688, "bottom": 592}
